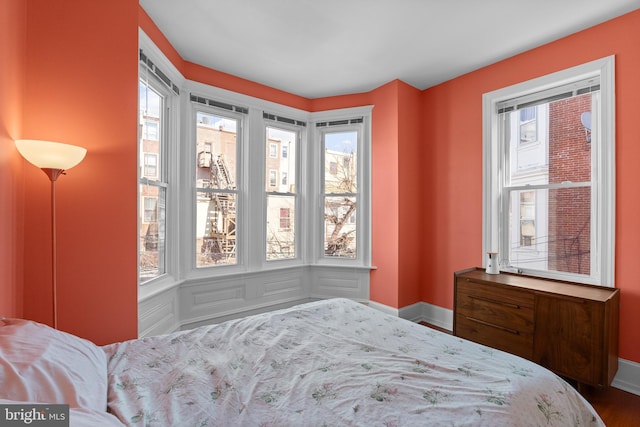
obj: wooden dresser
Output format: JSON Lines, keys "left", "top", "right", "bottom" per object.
{"left": 453, "top": 267, "right": 619, "bottom": 387}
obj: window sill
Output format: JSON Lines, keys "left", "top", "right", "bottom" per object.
{"left": 138, "top": 275, "right": 183, "bottom": 303}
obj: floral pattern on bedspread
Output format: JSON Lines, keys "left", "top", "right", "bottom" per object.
{"left": 103, "top": 298, "right": 603, "bottom": 426}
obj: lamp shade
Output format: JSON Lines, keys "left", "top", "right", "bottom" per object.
{"left": 15, "top": 139, "right": 87, "bottom": 170}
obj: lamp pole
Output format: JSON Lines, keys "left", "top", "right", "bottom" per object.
{"left": 42, "top": 168, "right": 65, "bottom": 329}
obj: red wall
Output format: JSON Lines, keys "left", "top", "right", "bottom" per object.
{"left": 17, "top": 0, "right": 139, "bottom": 345}
{"left": 0, "top": 0, "right": 26, "bottom": 319}
{"left": 421, "top": 10, "right": 640, "bottom": 362}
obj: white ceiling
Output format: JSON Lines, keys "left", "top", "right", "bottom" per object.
{"left": 140, "top": 0, "right": 640, "bottom": 99}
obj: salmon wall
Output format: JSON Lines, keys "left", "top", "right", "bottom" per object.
{"left": 18, "top": 0, "right": 139, "bottom": 345}
{"left": 421, "top": 9, "right": 640, "bottom": 362}
{"left": 0, "top": 0, "right": 26, "bottom": 318}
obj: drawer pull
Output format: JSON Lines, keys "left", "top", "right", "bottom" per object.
{"left": 469, "top": 294, "right": 521, "bottom": 309}
{"left": 466, "top": 317, "right": 520, "bottom": 335}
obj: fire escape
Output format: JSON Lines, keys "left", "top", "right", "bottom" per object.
{"left": 199, "top": 152, "right": 236, "bottom": 263}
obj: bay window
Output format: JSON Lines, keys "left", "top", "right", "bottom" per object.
{"left": 138, "top": 30, "right": 372, "bottom": 336}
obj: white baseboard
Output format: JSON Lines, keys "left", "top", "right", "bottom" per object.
{"left": 611, "top": 358, "right": 640, "bottom": 396}
{"left": 382, "top": 300, "right": 640, "bottom": 397}
{"left": 366, "top": 299, "right": 399, "bottom": 317}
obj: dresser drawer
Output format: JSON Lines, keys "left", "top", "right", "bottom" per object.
{"left": 455, "top": 314, "right": 533, "bottom": 359}
{"left": 456, "top": 279, "right": 534, "bottom": 333}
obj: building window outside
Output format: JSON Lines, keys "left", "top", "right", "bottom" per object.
{"left": 144, "top": 153, "right": 158, "bottom": 178}
{"left": 519, "top": 191, "right": 535, "bottom": 247}
{"left": 329, "top": 161, "right": 338, "bottom": 175}
{"left": 519, "top": 106, "right": 537, "bottom": 144}
{"left": 483, "top": 56, "right": 615, "bottom": 286}
{"left": 279, "top": 208, "right": 291, "bottom": 230}
{"left": 269, "top": 143, "right": 278, "bottom": 158}
{"left": 268, "top": 169, "right": 277, "bottom": 187}
{"left": 143, "top": 197, "right": 157, "bottom": 223}
{"left": 144, "top": 120, "right": 159, "bottom": 141}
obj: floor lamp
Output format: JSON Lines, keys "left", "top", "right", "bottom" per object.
{"left": 15, "top": 139, "right": 87, "bottom": 329}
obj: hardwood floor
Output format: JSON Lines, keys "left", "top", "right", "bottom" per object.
{"left": 418, "top": 322, "right": 640, "bottom": 425}
{"left": 582, "top": 386, "right": 640, "bottom": 426}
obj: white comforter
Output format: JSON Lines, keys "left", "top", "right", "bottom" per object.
{"left": 103, "top": 298, "right": 603, "bottom": 426}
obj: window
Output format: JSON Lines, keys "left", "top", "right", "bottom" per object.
{"left": 483, "top": 56, "right": 615, "bottom": 286}
{"left": 269, "top": 143, "right": 278, "bottom": 158}
{"left": 144, "top": 120, "right": 159, "bottom": 141}
{"left": 519, "top": 191, "right": 535, "bottom": 247}
{"left": 138, "top": 77, "right": 168, "bottom": 284}
{"left": 142, "top": 197, "right": 157, "bottom": 223}
{"left": 279, "top": 208, "right": 291, "bottom": 230}
{"left": 320, "top": 124, "right": 360, "bottom": 259}
{"left": 143, "top": 153, "right": 158, "bottom": 178}
{"left": 194, "top": 110, "right": 240, "bottom": 267}
{"left": 268, "top": 169, "right": 277, "bottom": 187}
{"left": 519, "top": 107, "right": 537, "bottom": 143}
{"left": 266, "top": 125, "right": 298, "bottom": 261}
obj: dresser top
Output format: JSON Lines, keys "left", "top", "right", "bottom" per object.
{"left": 456, "top": 268, "right": 618, "bottom": 302}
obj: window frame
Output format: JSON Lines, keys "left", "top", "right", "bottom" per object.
{"left": 313, "top": 113, "right": 372, "bottom": 267}
{"left": 191, "top": 103, "right": 245, "bottom": 271}
{"left": 482, "top": 56, "right": 615, "bottom": 287}
{"left": 264, "top": 120, "right": 303, "bottom": 263}
{"left": 137, "top": 59, "right": 180, "bottom": 289}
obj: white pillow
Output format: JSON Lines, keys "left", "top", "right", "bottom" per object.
{"left": 0, "top": 318, "right": 108, "bottom": 411}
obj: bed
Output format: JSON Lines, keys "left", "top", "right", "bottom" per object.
{"left": 1, "top": 298, "right": 603, "bottom": 426}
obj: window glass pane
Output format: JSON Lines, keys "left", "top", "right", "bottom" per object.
{"left": 266, "top": 127, "right": 296, "bottom": 192}
{"left": 196, "top": 112, "right": 237, "bottom": 190}
{"left": 266, "top": 195, "right": 295, "bottom": 260}
{"left": 508, "top": 187, "right": 590, "bottom": 275}
{"left": 139, "top": 81, "right": 163, "bottom": 180}
{"left": 139, "top": 78, "right": 166, "bottom": 284}
{"left": 507, "top": 93, "right": 593, "bottom": 186}
{"left": 196, "top": 192, "right": 237, "bottom": 266}
{"left": 324, "top": 131, "right": 357, "bottom": 193}
{"left": 139, "top": 185, "right": 166, "bottom": 282}
{"left": 324, "top": 196, "right": 356, "bottom": 258}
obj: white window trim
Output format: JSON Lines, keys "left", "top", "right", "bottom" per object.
{"left": 312, "top": 108, "right": 373, "bottom": 267}
{"left": 482, "top": 56, "right": 615, "bottom": 287}
{"left": 138, "top": 30, "right": 184, "bottom": 302}
{"left": 264, "top": 120, "right": 303, "bottom": 265}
